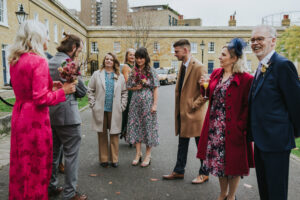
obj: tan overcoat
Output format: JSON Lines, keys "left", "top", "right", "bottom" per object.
{"left": 87, "top": 70, "right": 128, "bottom": 134}
{"left": 175, "top": 57, "right": 208, "bottom": 138}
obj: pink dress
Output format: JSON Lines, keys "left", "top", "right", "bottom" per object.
{"left": 9, "top": 52, "right": 66, "bottom": 200}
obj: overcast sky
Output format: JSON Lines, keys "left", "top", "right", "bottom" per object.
{"left": 58, "top": 0, "right": 300, "bottom": 26}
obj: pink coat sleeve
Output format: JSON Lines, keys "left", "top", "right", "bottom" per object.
{"left": 32, "top": 58, "right": 66, "bottom": 106}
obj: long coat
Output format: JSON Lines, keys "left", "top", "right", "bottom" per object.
{"left": 87, "top": 70, "right": 128, "bottom": 134}
{"left": 9, "top": 53, "right": 66, "bottom": 199}
{"left": 175, "top": 57, "right": 207, "bottom": 138}
{"left": 197, "top": 68, "right": 255, "bottom": 175}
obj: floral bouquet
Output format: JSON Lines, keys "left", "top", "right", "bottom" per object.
{"left": 133, "top": 67, "right": 151, "bottom": 87}
{"left": 58, "top": 58, "right": 81, "bottom": 84}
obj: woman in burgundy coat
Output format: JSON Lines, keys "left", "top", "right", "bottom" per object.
{"left": 197, "top": 38, "right": 254, "bottom": 200}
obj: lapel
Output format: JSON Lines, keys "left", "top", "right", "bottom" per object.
{"left": 252, "top": 53, "right": 277, "bottom": 99}
{"left": 113, "top": 73, "right": 119, "bottom": 95}
{"left": 99, "top": 70, "right": 106, "bottom": 90}
{"left": 182, "top": 57, "right": 194, "bottom": 90}
{"left": 209, "top": 68, "right": 223, "bottom": 99}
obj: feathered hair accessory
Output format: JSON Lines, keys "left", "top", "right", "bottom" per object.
{"left": 227, "top": 38, "right": 247, "bottom": 58}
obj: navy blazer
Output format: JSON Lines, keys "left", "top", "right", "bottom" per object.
{"left": 249, "top": 52, "right": 300, "bottom": 152}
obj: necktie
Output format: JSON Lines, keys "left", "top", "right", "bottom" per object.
{"left": 255, "top": 63, "right": 262, "bottom": 80}
{"left": 178, "top": 64, "right": 186, "bottom": 96}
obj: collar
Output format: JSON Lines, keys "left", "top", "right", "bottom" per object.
{"left": 260, "top": 50, "right": 275, "bottom": 66}
{"left": 183, "top": 56, "right": 192, "bottom": 68}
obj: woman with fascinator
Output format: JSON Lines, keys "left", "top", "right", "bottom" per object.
{"left": 197, "top": 38, "right": 254, "bottom": 200}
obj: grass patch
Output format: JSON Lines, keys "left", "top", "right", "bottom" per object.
{"left": 292, "top": 138, "right": 300, "bottom": 158}
{"left": 0, "top": 98, "right": 15, "bottom": 112}
{"left": 0, "top": 80, "right": 90, "bottom": 112}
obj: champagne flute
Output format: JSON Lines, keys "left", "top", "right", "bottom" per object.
{"left": 203, "top": 74, "right": 210, "bottom": 99}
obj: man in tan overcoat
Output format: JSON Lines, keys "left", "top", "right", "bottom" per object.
{"left": 163, "top": 39, "right": 209, "bottom": 184}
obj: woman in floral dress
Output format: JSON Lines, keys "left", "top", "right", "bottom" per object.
{"left": 8, "top": 20, "right": 75, "bottom": 200}
{"left": 126, "top": 47, "right": 159, "bottom": 167}
{"left": 197, "top": 38, "right": 254, "bottom": 200}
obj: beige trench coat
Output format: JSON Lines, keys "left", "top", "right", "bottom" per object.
{"left": 175, "top": 57, "right": 208, "bottom": 138}
{"left": 87, "top": 70, "right": 128, "bottom": 134}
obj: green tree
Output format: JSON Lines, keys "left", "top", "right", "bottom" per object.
{"left": 276, "top": 25, "right": 300, "bottom": 62}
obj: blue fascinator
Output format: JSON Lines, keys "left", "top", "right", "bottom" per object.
{"left": 227, "top": 38, "right": 247, "bottom": 58}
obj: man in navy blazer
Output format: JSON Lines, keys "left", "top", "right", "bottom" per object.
{"left": 249, "top": 25, "right": 300, "bottom": 200}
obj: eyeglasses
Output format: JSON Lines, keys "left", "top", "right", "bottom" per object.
{"left": 250, "top": 37, "right": 273, "bottom": 44}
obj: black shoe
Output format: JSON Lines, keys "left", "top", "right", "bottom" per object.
{"left": 48, "top": 186, "right": 63, "bottom": 196}
{"left": 111, "top": 162, "right": 119, "bottom": 168}
{"left": 100, "top": 162, "right": 109, "bottom": 168}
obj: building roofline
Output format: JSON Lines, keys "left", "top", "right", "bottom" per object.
{"left": 87, "top": 26, "right": 286, "bottom": 31}
{"left": 130, "top": 4, "right": 180, "bottom": 16}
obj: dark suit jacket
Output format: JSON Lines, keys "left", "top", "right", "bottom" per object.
{"left": 249, "top": 52, "right": 300, "bottom": 152}
{"left": 48, "top": 52, "right": 87, "bottom": 126}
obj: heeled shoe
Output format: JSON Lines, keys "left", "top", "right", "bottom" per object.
{"left": 141, "top": 155, "right": 151, "bottom": 168}
{"left": 132, "top": 154, "right": 142, "bottom": 166}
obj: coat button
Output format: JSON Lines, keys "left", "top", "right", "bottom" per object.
{"left": 227, "top": 118, "right": 231, "bottom": 121}
{"left": 228, "top": 106, "right": 231, "bottom": 109}
{"left": 228, "top": 93, "right": 231, "bottom": 97}
{"left": 227, "top": 130, "right": 230, "bottom": 134}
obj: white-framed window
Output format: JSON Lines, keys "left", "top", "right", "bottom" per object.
{"left": 91, "top": 41, "right": 98, "bottom": 53}
{"left": 34, "top": 12, "right": 39, "bottom": 21}
{"left": 2, "top": 44, "right": 10, "bottom": 85}
{"left": 44, "top": 19, "right": 49, "bottom": 39}
{"left": 153, "top": 61, "right": 160, "bottom": 69}
{"left": 171, "top": 60, "right": 179, "bottom": 72}
{"left": 153, "top": 41, "right": 160, "bottom": 53}
{"left": 113, "top": 41, "right": 121, "bottom": 53}
{"left": 247, "top": 60, "right": 252, "bottom": 72}
{"left": 245, "top": 41, "right": 252, "bottom": 53}
{"left": 191, "top": 42, "right": 197, "bottom": 53}
{"left": 61, "top": 27, "right": 64, "bottom": 39}
{"left": 0, "top": 0, "right": 8, "bottom": 26}
{"left": 54, "top": 24, "right": 58, "bottom": 43}
{"left": 208, "top": 60, "right": 214, "bottom": 74}
{"left": 171, "top": 43, "right": 175, "bottom": 53}
{"left": 208, "top": 42, "right": 215, "bottom": 53}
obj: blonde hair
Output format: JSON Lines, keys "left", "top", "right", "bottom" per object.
{"left": 8, "top": 20, "right": 47, "bottom": 65}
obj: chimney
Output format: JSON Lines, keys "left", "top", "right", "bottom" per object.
{"left": 281, "top": 14, "right": 290, "bottom": 27}
{"left": 229, "top": 15, "right": 236, "bottom": 26}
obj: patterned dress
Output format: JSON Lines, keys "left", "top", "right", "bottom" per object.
{"left": 9, "top": 53, "right": 66, "bottom": 199}
{"left": 126, "top": 67, "right": 160, "bottom": 147}
{"left": 203, "top": 75, "right": 234, "bottom": 177}
{"left": 104, "top": 71, "right": 114, "bottom": 112}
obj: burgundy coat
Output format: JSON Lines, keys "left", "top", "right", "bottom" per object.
{"left": 197, "top": 68, "right": 255, "bottom": 176}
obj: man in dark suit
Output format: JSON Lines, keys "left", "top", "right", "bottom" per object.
{"left": 48, "top": 34, "right": 87, "bottom": 200}
{"left": 249, "top": 25, "right": 300, "bottom": 200}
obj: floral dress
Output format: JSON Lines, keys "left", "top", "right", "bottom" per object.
{"left": 126, "top": 67, "right": 160, "bottom": 147}
{"left": 203, "top": 75, "right": 234, "bottom": 177}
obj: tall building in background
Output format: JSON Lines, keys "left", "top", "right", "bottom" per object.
{"left": 80, "top": 0, "right": 128, "bottom": 26}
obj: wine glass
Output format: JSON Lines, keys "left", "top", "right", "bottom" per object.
{"left": 202, "top": 74, "right": 210, "bottom": 99}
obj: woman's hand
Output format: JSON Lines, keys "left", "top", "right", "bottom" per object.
{"left": 198, "top": 75, "right": 210, "bottom": 86}
{"left": 151, "top": 104, "right": 157, "bottom": 113}
{"left": 62, "top": 82, "right": 76, "bottom": 94}
{"left": 53, "top": 81, "right": 63, "bottom": 91}
{"left": 135, "top": 84, "right": 143, "bottom": 90}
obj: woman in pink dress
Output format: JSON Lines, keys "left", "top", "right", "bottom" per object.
{"left": 8, "top": 20, "right": 75, "bottom": 200}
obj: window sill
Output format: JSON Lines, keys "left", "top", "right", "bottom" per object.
{"left": 208, "top": 51, "right": 215, "bottom": 54}
{"left": 0, "top": 23, "right": 9, "bottom": 28}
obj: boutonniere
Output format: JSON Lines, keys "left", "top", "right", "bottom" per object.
{"left": 261, "top": 61, "right": 272, "bottom": 76}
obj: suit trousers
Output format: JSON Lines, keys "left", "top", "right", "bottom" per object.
{"left": 254, "top": 145, "right": 290, "bottom": 200}
{"left": 49, "top": 124, "right": 82, "bottom": 199}
{"left": 98, "top": 111, "right": 119, "bottom": 163}
{"left": 173, "top": 136, "right": 208, "bottom": 175}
